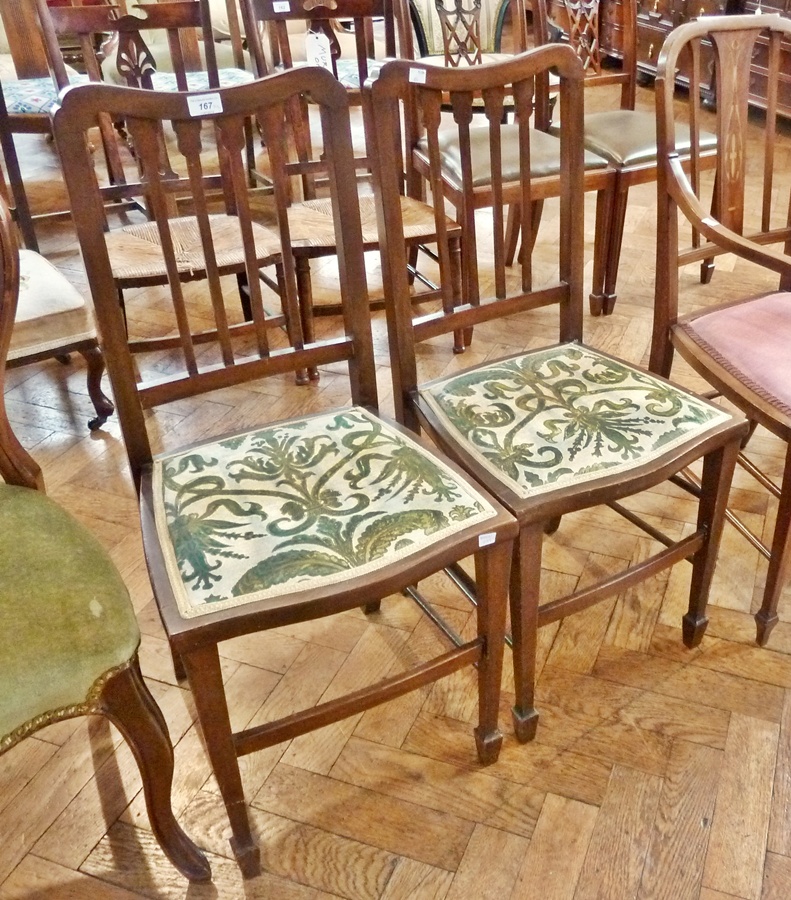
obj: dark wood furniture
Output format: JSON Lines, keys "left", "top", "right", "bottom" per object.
{"left": 535, "top": 0, "right": 718, "bottom": 316}
{"left": 652, "top": 13, "right": 791, "bottom": 648}
{"left": 242, "top": 0, "right": 460, "bottom": 330}
{"left": 0, "top": 192, "right": 210, "bottom": 884}
{"left": 53, "top": 69, "right": 517, "bottom": 876}
{"left": 372, "top": 47, "right": 747, "bottom": 742}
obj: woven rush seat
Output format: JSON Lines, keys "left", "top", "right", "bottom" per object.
{"left": 252, "top": 194, "right": 454, "bottom": 252}
{"left": 419, "top": 343, "right": 733, "bottom": 500}
{"left": 151, "top": 406, "right": 498, "bottom": 618}
{"left": 106, "top": 214, "right": 282, "bottom": 283}
{"left": 0, "top": 484, "right": 139, "bottom": 750}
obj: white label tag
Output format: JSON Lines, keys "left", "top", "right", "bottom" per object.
{"left": 186, "top": 92, "right": 223, "bottom": 117}
{"left": 478, "top": 532, "right": 496, "bottom": 548}
{"left": 305, "top": 30, "right": 333, "bottom": 72}
{"left": 273, "top": 1, "right": 290, "bottom": 11}
{"left": 409, "top": 67, "right": 427, "bottom": 84}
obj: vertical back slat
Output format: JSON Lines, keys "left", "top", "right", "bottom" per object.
{"left": 484, "top": 86, "right": 506, "bottom": 299}
{"left": 127, "top": 115, "right": 199, "bottom": 375}
{"left": 513, "top": 78, "right": 534, "bottom": 294}
{"left": 763, "top": 29, "right": 780, "bottom": 234}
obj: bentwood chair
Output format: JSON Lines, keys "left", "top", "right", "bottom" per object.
{"left": 519, "top": 0, "right": 718, "bottom": 315}
{"left": 652, "top": 14, "right": 791, "bottom": 647}
{"left": 53, "top": 70, "right": 516, "bottom": 875}
{"left": 0, "top": 194, "right": 210, "bottom": 883}
{"left": 372, "top": 48, "right": 747, "bottom": 740}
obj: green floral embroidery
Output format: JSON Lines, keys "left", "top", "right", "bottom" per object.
{"left": 420, "top": 344, "right": 730, "bottom": 499}
{"left": 153, "top": 408, "right": 495, "bottom": 617}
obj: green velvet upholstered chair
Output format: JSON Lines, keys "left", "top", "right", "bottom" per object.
{"left": 0, "top": 196, "right": 211, "bottom": 883}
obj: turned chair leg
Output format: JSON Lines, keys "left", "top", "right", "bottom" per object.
{"left": 99, "top": 657, "right": 211, "bottom": 883}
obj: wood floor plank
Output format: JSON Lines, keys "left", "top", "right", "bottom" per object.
{"left": 252, "top": 763, "right": 475, "bottom": 870}
{"left": 511, "top": 793, "right": 598, "bottom": 900}
{"left": 379, "top": 858, "right": 453, "bottom": 899}
{"left": 762, "top": 852, "right": 791, "bottom": 900}
{"left": 702, "top": 713, "right": 779, "bottom": 900}
{"left": 637, "top": 740, "right": 722, "bottom": 900}
{"left": 574, "top": 765, "right": 663, "bottom": 900}
{"left": 0, "top": 854, "right": 144, "bottom": 899}
{"left": 769, "top": 689, "right": 791, "bottom": 856}
{"left": 444, "top": 824, "right": 528, "bottom": 899}
{"left": 331, "top": 737, "right": 544, "bottom": 838}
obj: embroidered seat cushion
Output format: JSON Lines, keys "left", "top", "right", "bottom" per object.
{"left": 3, "top": 73, "right": 89, "bottom": 115}
{"left": 419, "top": 343, "right": 732, "bottom": 500}
{"left": 149, "top": 67, "right": 254, "bottom": 92}
{"left": 106, "top": 215, "right": 282, "bottom": 282}
{"left": 151, "top": 407, "right": 498, "bottom": 618}
{"left": 0, "top": 485, "right": 139, "bottom": 751}
{"left": 8, "top": 250, "right": 95, "bottom": 360}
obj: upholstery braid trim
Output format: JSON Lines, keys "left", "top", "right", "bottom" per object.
{"left": 679, "top": 322, "right": 791, "bottom": 421}
{"left": 0, "top": 658, "right": 135, "bottom": 755}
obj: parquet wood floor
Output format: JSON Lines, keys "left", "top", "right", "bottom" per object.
{"left": 3, "top": 83, "right": 791, "bottom": 899}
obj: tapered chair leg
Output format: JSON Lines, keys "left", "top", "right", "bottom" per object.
{"left": 756, "top": 447, "right": 791, "bottom": 646}
{"left": 181, "top": 644, "right": 260, "bottom": 878}
{"left": 99, "top": 658, "right": 211, "bottom": 883}
{"left": 684, "top": 436, "right": 742, "bottom": 647}
{"left": 473, "top": 541, "right": 510, "bottom": 764}
{"left": 510, "top": 523, "right": 543, "bottom": 743}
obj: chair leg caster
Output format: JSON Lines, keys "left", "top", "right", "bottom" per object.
{"left": 511, "top": 706, "right": 539, "bottom": 743}
{"left": 474, "top": 725, "right": 503, "bottom": 765}
{"left": 755, "top": 609, "right": 778, "bottom": 647}
{"left": 231, "top": 836, "right": 261, "bottom": 879}
{"left": 681, "top": 612, "right": 708, "bottom": 648}
{"left": 700, "top": 259, "right": 715, "bottom": 284}
{"left": 88, "top": 414, "right": 109, "bottom": 431}
{"left": 601, "top": 294, "right": 617, "bottom": 315}
{"left": 363, "top": 600, "right": 381, "bottom": 614}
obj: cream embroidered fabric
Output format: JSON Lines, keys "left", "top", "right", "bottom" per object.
{"left": 152, "top": 407, "right": 497, "bottom": 618}
{"left": 419, "top": 343, "right": 732, "bottom": 499}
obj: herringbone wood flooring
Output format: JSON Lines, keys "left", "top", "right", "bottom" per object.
{"left": 3, "top": 84, "right": 791, "bottom": 900}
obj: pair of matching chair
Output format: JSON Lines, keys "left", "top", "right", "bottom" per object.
{"left": 652, "top": 13, "right": 791, "bottom": 647}
{"left": 37, "top": 42, "right": 747, "bottom": 877}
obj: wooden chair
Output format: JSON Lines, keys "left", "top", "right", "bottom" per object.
{"left": 372, "top": 48, "right": 747, "bottom": 741}
{"left": 242, "top": 0, "right": 462, "bottom": 334}
{"left": 403, "top": 0, "right": 516, "bottom": 66}
{"left": 0, "top": 193, "right": 210, "bottom": 884}
{"left": 0, "top": 109, "right": 114, "bottom": 431}
{"left": 52, "top": 70, "right": 517, "bottom": 875}
{"left": 521, "top": 0, "right": 718, "bottom": 315}
{"left": 652, "top": 13, "right": 791, "bottom": 647}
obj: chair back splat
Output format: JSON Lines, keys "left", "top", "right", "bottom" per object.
{"left": 53, "top": 70, "right": 517, "bottom": 876}
{"left": 372, "top": 47, "right": 748, "bottom": 742}
{"left": 652, "top": 13, "right": 791, "bottom": 647}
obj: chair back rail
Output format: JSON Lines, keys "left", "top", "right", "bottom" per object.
{"left": 52, "top": 71, "right": 377, "bottom": 484}
{"left": 652, "top": 13, "right": 791, "bottom": 378}
{"left": 371, "top": 46, "right": 585, "bottom": 426}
